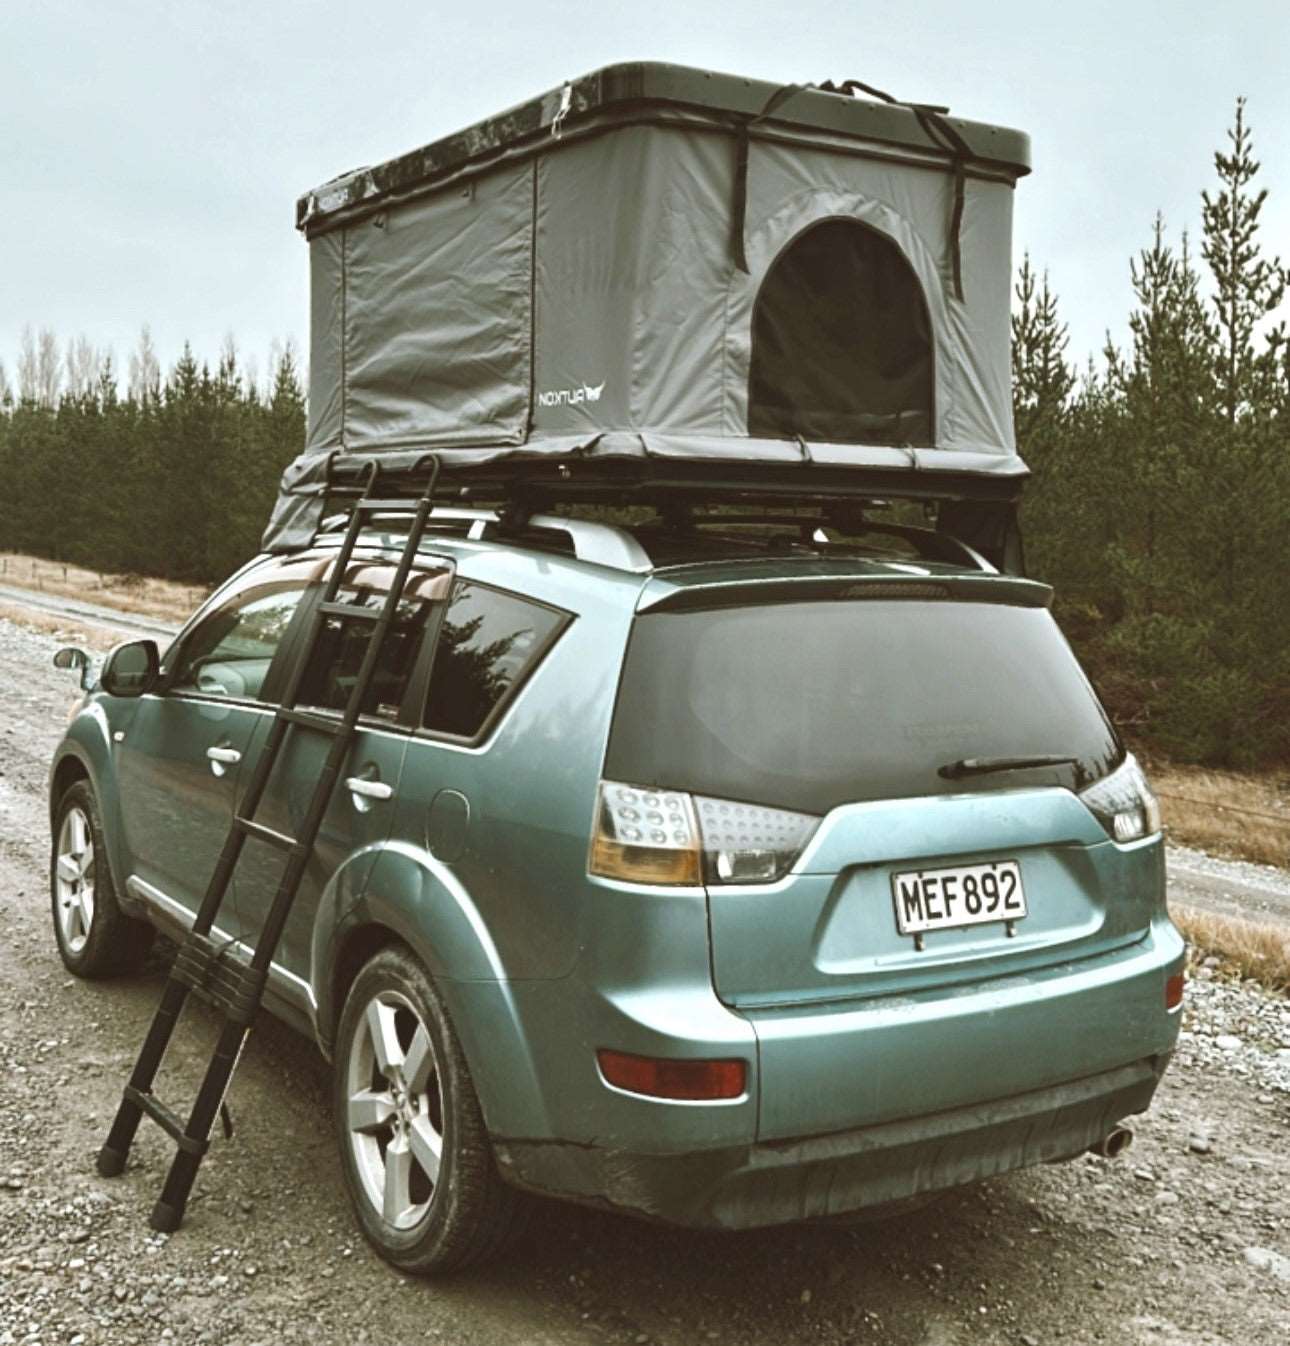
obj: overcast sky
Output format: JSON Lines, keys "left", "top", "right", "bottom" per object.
{"left": 2, "top": 0, "right": 1287, "bottom": 388}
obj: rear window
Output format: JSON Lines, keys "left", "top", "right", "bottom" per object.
{"left": 605, "top": 600, "right": 1121, "bottom": 815}
{"left": 422, "top": 582, "right": 565, "bottom": 739}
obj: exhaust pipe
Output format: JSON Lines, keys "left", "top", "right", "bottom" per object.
{"left": 1088, "top": 1125, "right": 1134, "bottom": 1159}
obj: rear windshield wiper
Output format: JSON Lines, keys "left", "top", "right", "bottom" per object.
{"left": 938, "top": 753, "right": 1079, "bottom": 780}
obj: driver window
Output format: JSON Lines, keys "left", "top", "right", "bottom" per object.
{"left": 168, "top": 585, "right": 305, "bottom": 702}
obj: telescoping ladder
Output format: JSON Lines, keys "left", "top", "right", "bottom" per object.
{"left": 97, "top": 459, "right": 439, "bottom": 1232}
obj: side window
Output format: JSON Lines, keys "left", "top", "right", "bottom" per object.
{"left": 168, "top": 585, "right": 305, "bottom": 702}
{"left": 296, "top": 568, "right": 445, "bottom": 723}
{"left": 423, "top": 582, "right": 564, "bottom": 739}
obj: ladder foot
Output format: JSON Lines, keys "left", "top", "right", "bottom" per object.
{"left": 96, "top": 1143, "right": 128, "bottom": 1178}
{"left": 149, "top": 1199, "right": 183, "bottom": 1233}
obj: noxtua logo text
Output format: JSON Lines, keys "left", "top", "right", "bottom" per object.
{"left": 537, "top": 380, "right": 605, "bottom": 409}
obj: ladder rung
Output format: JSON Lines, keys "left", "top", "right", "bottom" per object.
{"left": 319, "top": 600, "right": 381, "bottom": 621}
{"left": 353, "top": 497, "right": 423, "bottom": 512}
{"left": 278, "top": 707, "right": 343, "bottom": 735}
{"left": 123, "top": 1086, "right": 207, "bottom": 1156}
{"left": 234, "top": 817, "right": 296, "bottom": 852}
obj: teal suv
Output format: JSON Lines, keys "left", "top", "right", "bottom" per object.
{"left": 49, "top": 509, "right": 1185, "bottom": 1272}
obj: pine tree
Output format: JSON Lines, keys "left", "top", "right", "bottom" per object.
{"left": 1201, "top": 98, "right": 1287, "bottom": 426}
{"left": 1010, "top": 253, "right": 1075, "bottom": 446}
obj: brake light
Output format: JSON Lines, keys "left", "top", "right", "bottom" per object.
{"left": 1078, "top": 755, "right": 1162, "bottom": 842}
{"left": 693, "top": 793, "right": 818, "bottom": 882}
{"left": 1165, "top": 972, "right": 1184, "bottom": 1010}
{"left": 596, "top": 1049, "right": 746, "bottom": 1100}
{"left": 589, "top": 779, "right": 819, "bottom": 886}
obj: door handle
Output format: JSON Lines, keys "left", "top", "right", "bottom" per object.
{"left": 345, "top": 777, "right": 393, "bottom": 801}
{"left": 206, "top": 745, "right": 241, "bottom": 777}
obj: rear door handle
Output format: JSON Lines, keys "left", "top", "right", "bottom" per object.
{"left": 206, "top": 745, "right": 241, "bottom": 777}
{"left": 345, "top": 777, "right": 393, "bottom": 801}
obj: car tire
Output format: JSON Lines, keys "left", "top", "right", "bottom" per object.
{"left": 333, "top": 944, "right": 525, "bottom": 1274}
{"left": 51, "top": 780, "right": 155, "bottom": 977}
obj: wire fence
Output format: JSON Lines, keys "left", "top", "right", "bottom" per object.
{"left": 1155, "top": 791, "right": 1290, "bottom": 827}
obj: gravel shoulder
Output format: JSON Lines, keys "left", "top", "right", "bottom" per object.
{"left": 1, "top": 614, "right": 1287, "bottom": 1346}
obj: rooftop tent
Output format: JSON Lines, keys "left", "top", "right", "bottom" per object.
{"left": 266, "top": 63, "right": 1031, "bottom": 549}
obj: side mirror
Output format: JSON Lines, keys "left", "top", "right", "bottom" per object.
{"left": 100, "top": 640, "right": 160, "bottom": 698}
{"left": 53, "top": 647, "right": 94, "bottom": 692}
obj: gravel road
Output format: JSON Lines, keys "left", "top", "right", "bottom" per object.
{"left": 1168, "top": 848, "right": 1290, "bottom": 930}
{"left": 1, "top": 613, "right": 1287, "bottom": 1346}
{"left": 0, "top": 586, "right": 179, "bottom": 643}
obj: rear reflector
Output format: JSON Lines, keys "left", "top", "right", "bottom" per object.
{"left": 1165, "top": 973, "right": 1185, "bottom": 1010}
{"left": 596, "top": 1049, "right": 746, "bottom": 1101}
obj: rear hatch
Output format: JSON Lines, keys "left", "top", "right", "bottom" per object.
{"left": 606, "top": 569, "right": 1157, "bottom": 1008}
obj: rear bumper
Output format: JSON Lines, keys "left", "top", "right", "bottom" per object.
{"left": 494, "top": 1053, "right": 1171, "bottom": 1229}
{"left": 481, "top": 914, "right": 1184, "bottom": 1227}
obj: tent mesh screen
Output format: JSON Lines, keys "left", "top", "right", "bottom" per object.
{"left": 748, "top": 219, "right": 933, "bottom": 447}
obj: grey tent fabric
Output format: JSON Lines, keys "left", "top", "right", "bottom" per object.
{"left": 268, "top": 65, "right": 1031, "bottom": 550}
{"left": 306, "top": 231, "right": 344, "bottom": 454}
{"left": 308, "top": 161, "right": 533, "bottom": 453}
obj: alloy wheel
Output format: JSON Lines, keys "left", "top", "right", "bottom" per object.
{"left": 55, "top": 806, "right": 96, "bottom": 955}
{"left": 344, "top": 989, "right": 445, "bottom": 1230}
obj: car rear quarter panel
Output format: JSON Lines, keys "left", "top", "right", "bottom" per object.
{"left": 312, "top": 550, "right": 646, "bottom": 1121}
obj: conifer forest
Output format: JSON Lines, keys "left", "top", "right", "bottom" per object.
{"left": 1, "top": 102, "right": 1287, "bottom": 770}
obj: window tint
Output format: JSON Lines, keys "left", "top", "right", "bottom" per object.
{"left": 297, "top": 582, "right": 437, "bottom": 723}
{"left": 168, "top": 585, "right": 304, "bottom": 702}
{"left": 606, "top": 601, "right": 1121, "bottom": 815}
{"left": 749, "top": 220, "right": 933, "bottom": 447}
{"left": 423, "top": 583, "right": 563, "bottom": 738}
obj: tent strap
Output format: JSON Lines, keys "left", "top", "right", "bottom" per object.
{"left": 732, "top": 77, "right": 970, "bottom": 301}
{"left": 731, "top": 81, "right": 808, "bottom": 274}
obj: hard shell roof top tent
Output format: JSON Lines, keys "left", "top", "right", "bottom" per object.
{"left": 265, "top": 62, "right": 1031, "bottom": 562}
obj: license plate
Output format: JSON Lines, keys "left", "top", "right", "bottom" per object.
{"left": 890, "top": 860, "right": 1027, "bottom": 936}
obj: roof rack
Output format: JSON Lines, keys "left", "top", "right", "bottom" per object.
{"left": 319, "top": 498, "right": 994, "bottom": 577}
{"left": 647, "top": 510, "right": 995, "bottom": 572}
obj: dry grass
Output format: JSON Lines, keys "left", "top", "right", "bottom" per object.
{"left": 1140, "top": 758, "right": 1290, "bottom": 869}
{"left": 0, "top": 551, "right": 209, "bottom": 625}
{"left": 1173, "top": 902, "right": 1290, "bottom": 994}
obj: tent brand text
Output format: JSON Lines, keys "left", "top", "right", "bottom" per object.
{"left": 538, "top": 380, "right": 606, "bottom": 408}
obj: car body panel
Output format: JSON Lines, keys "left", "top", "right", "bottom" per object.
{"left": 234, "top": 714, "right": 410, "bottom": 984}
{"left": 113, "top": 694, "right": 265, "bottom": 936}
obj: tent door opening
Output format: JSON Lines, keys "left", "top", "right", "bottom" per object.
{"left": 748, "top": 218, "right": 934, "bottom": 447}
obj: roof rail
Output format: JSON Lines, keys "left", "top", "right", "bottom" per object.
{"left": 321, "top": 505, "right": 653, "bottom": 573}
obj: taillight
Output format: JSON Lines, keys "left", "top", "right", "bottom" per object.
{"left": 588, "top": 780, "right": 818, "bottom": 885}
{"left": 589, "top": 781, "right": 702, "bottom": 884}
{"left": 1165, "top": 972, "right": 1184, "bottom": 1010}
{"left": 596, "top": 1049, "right": 746, "bottom": 1100}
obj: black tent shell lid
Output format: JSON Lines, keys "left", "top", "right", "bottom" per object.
{"left": 296, "top": 61, "right": 1032, "bottom": 236}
